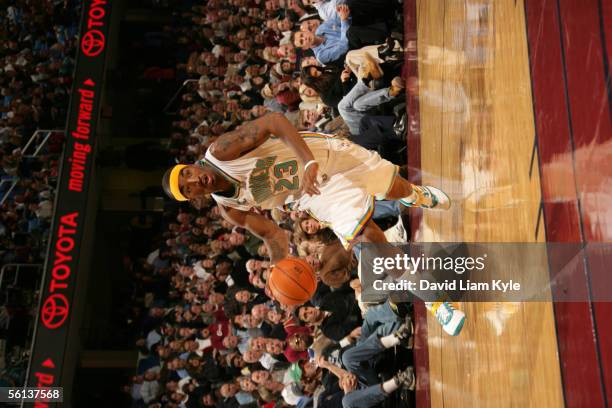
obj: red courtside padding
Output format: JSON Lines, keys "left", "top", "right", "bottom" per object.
{"left": 557, "top": 0, "right": 612, "bottom": 402}
{"left": 525, "top": 0, "right": 611, "bottom": 405}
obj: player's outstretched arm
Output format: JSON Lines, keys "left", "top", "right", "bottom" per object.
{"left": 219, "top": 205, "right": 289, "bottom": 264}
{"left": 211, "top": 112, "right": 320, "bottom": 195}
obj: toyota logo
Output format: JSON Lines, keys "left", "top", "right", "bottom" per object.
{"left": 41, "top": 294, "right": 69, "bottom": 329}
{"left": 81, "top": 30, "right": 105, "bottom": 57}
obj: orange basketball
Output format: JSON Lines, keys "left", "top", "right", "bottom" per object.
{"left": 268, "top": 257, "right": 317, "bottom": 305}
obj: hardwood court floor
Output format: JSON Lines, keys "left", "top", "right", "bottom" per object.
{"left": 414, "top": 0, "right": 564, "bottom": 406}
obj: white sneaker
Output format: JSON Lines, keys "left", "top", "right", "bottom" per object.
{"left": 427, "top": 301, "right": 465, "bottom": 336}
{"left": 400, "top": 185, "right": 451, "bottom": 210}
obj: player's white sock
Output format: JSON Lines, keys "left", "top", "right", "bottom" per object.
{"left": 382, "top": 378, "right": 399, "bottom": 394}
{"left": 380, "top": 333, "right": 400, "bottom": 348}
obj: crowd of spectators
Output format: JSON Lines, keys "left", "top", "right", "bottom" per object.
{"left": 126, "top": 0, "right": 416, "bottom": 407}
{"left": 0, "top": 0, "right": 80, "bottom": 266}
{"left": 0, "top": 0, "right": 81, "bottom": 385}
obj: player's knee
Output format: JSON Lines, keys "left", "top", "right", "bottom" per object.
{"left": 338, "top": 96, "right": 352, "bottom": 115}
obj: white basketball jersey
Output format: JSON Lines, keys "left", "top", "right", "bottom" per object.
{"left": 203, "top": 132, "right": 337, "bottom": 210}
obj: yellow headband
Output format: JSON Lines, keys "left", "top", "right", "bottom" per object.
{"left": 169, "top": 164, "right": 188, "bottom": 201}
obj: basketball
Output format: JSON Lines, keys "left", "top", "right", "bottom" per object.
{"left": 268, "top": 257, "right": 317, "bottom": 306}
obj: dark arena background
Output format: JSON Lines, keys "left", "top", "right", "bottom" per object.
{"left": 0, "top": 0, "right": 611, "bottom": 407}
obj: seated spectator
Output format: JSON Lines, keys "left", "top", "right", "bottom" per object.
{"left": 300, "top": 64, "right": 355, "bottom": 110}
{"left": 297, "top": 291, "right": 362, "bottom": 342}
{"left": 315, "top": 322, "right": 414, "bottom": 408}
{"left": 292, "top": 213, "right": 337, "bottom": 257}
{"left": 293, "top": 6, "right": 351, "bottom": 65}
{"left": 345, "top": 41, "right": 404, "bottom": 80}
{"left": 337, "top": 76, "right": 405, "bottom": 135}
{"left": 313, "top": 240, "right": 355, "bottom": 289}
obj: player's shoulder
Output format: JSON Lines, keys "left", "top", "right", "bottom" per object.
{"left": 206, "top": 139, "right": 223, "bottom": 158}
{"left": 207, "top": 137, "right": 240, "bottom": 161}
{"left": 210, "top": 119, "right": 269, "bottom": 160}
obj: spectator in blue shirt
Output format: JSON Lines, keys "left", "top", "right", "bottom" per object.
{"left": 294, "top": 4, "right": 389, "bottom": 66}
{"left": 293, "top": 5, "right": 351, "bottom": 65}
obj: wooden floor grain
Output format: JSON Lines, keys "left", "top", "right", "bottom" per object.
{"left": 414, "top": 0, "right": 564, "bottom": 406}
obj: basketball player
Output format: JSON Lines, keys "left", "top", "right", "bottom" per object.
{"left": 162, "top": 112, "right": 465, "bottom": 336}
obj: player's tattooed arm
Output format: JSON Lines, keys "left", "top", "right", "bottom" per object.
{"left": 209, "top": 116, "right": 269, "bottom": 160}
{"left": 210, "top": 112, "right": 312, "bottom": 158}
{"left": 210, "top": 112, "right": 320, "bottom": 195}
{"left": 213, "top": 112, "right": 321, "bottom": 195}
{"left": 219, "top": 205, "right": 289, "bottom": 263}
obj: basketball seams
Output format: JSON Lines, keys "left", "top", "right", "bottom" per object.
{"left": 269, "top": 277, "right": 303, "bottom": 303}
{"left": 292, "top": 258, "right": 318, "bottom": 289}
{"left": 276, "top": 264, "right": 311, "bottom": 295}
{"left": 288, "top": 258, "right": 317, "bottom": 290}
{"left": 269, "top": 258, "right": 317, "bottom": 305}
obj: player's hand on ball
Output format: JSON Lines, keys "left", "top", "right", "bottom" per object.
{"left": 302, "top": 161, "right": 320, "bottom": 195}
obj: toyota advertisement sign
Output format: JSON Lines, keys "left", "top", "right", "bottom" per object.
{"left": 24, "top": 0, "right": 110, "bottom": 405}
